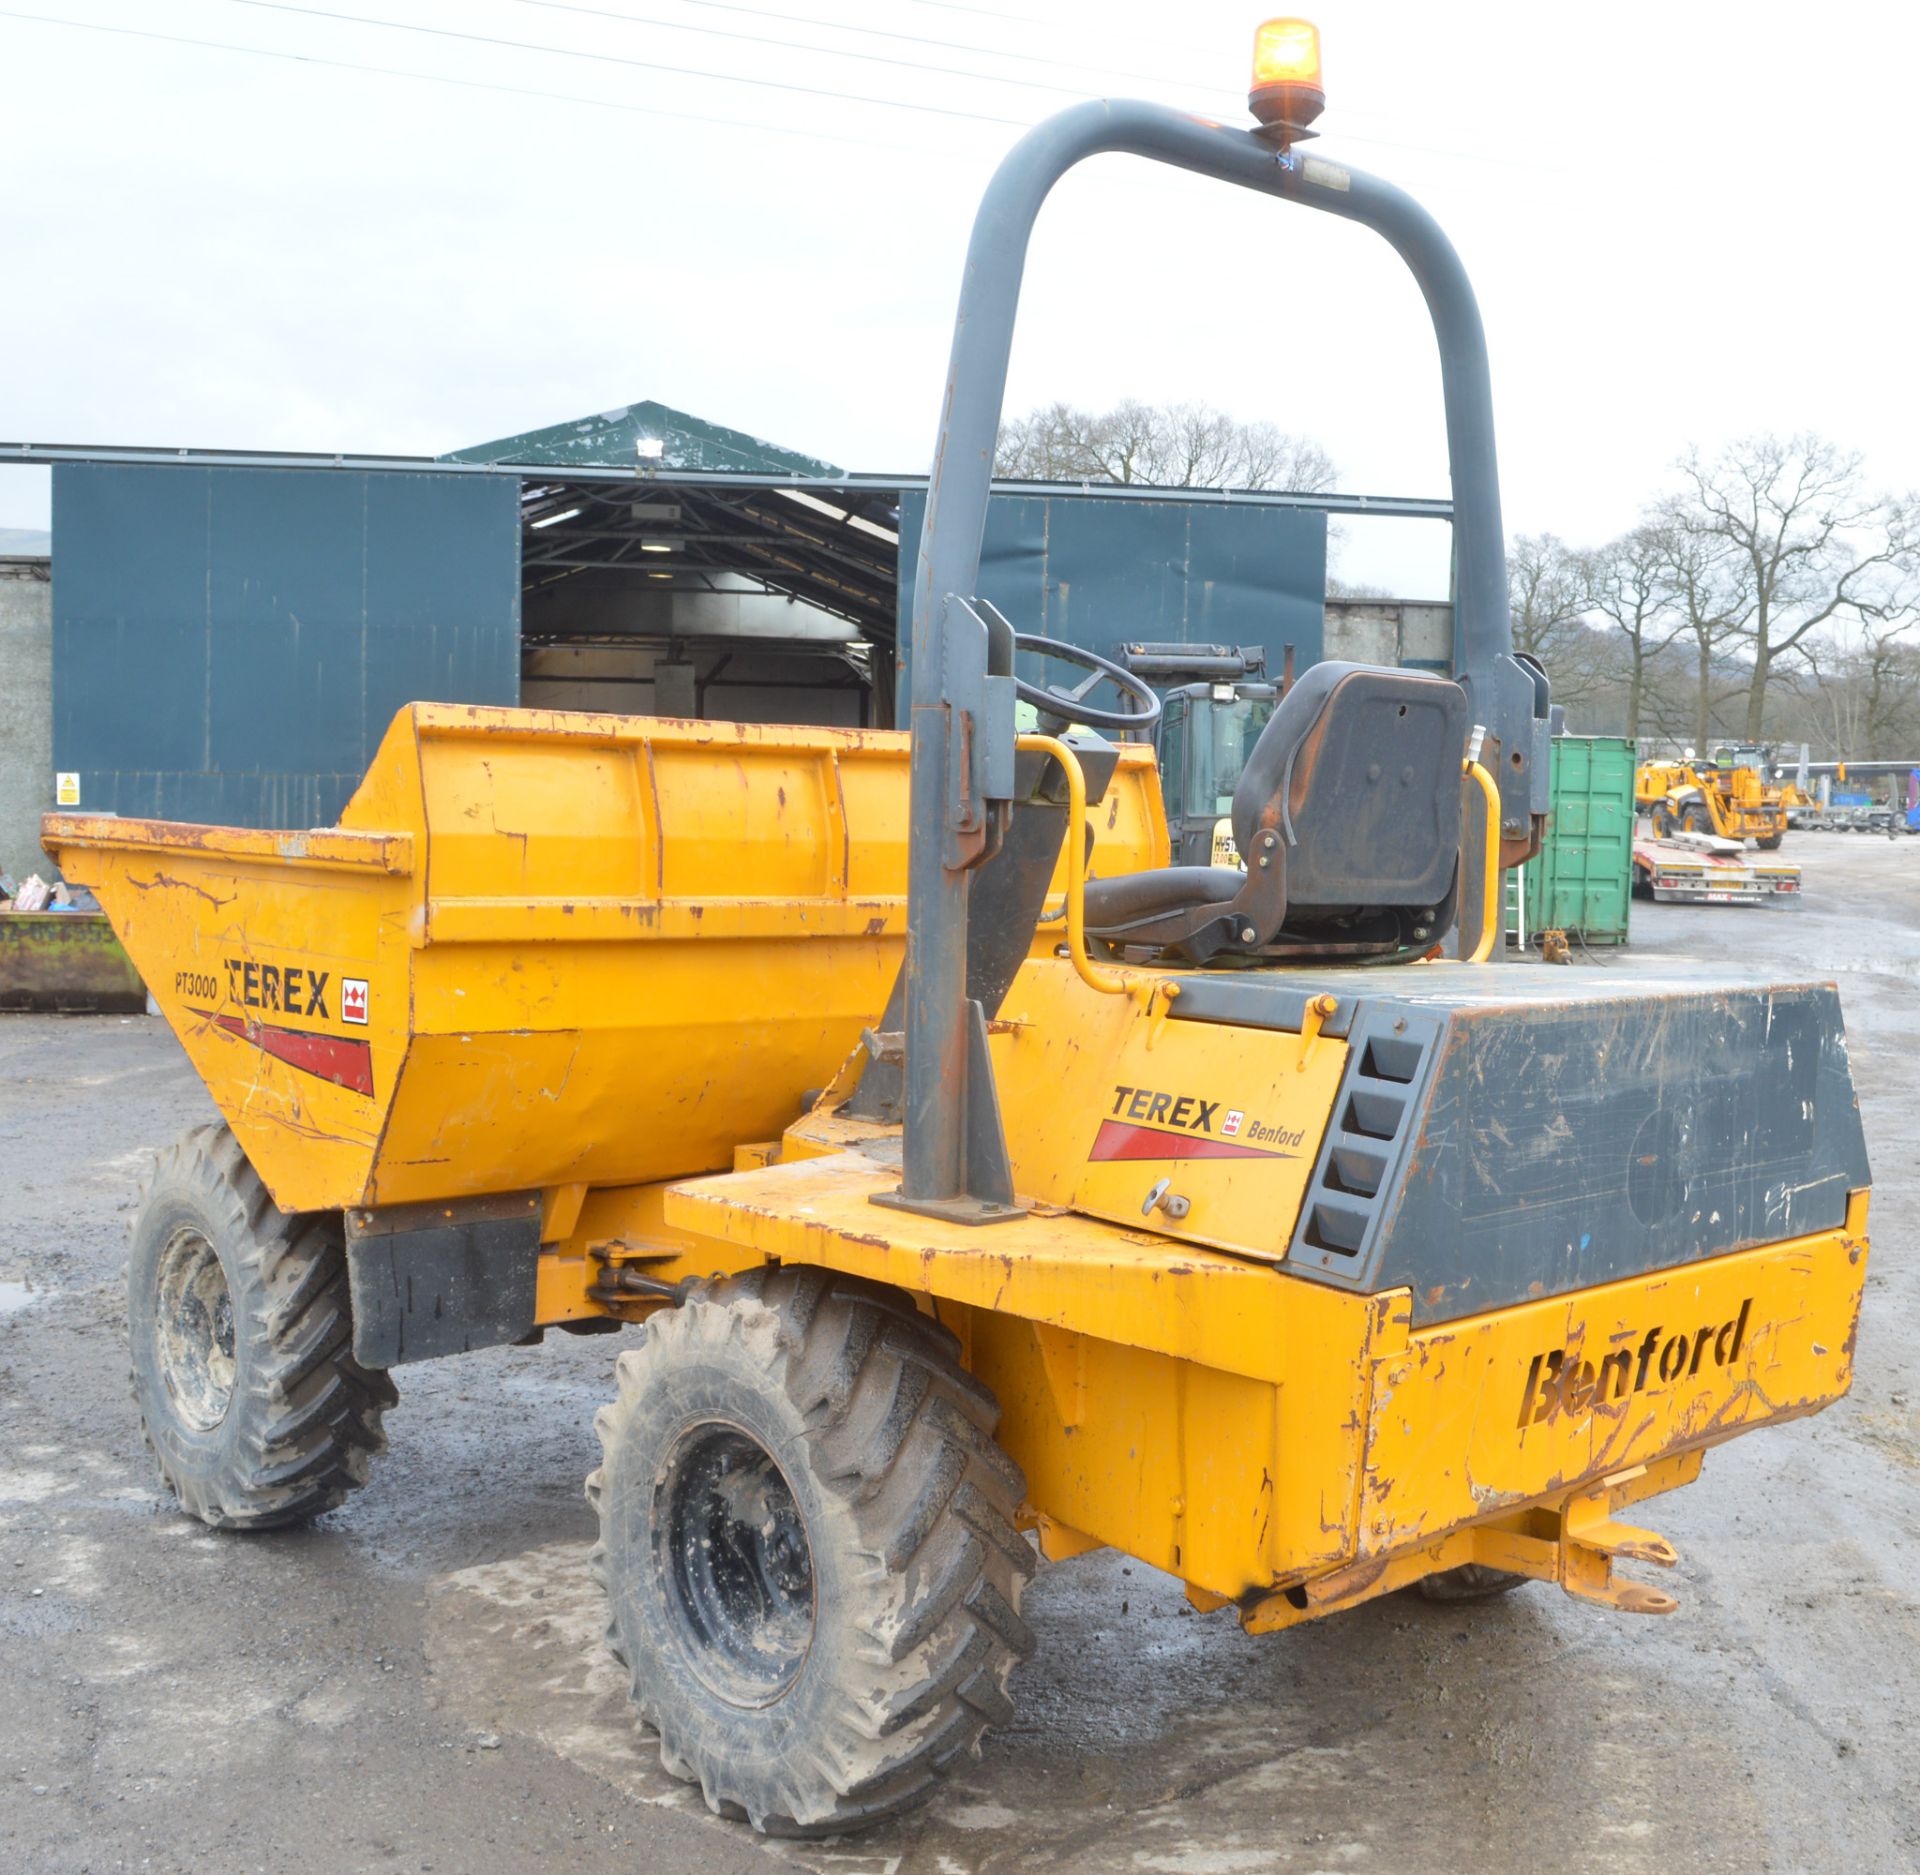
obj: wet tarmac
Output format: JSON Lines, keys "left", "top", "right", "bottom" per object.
{"left": 2, "top": 831, "right": 1916, "bottom": 1873}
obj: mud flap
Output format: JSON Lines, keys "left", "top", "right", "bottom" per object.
{"left": 345, "top": 1193, "right": 541, "bottom": 1366}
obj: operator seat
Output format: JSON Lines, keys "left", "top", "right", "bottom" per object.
{"left": 1082, "top": 660, "right": 1471, "bottom": 963}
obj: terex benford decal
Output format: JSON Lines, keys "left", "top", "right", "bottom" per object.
{"left": 1090, "top": 1083, "right": 1307, "bottom": 1163}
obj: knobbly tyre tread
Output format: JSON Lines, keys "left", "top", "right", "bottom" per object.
{"left": 587, "top": 1267, "right": 1036, "bottom": 1836}
{"left": 1414, "top": 1563, "right": 1528, "bottom": 1603}
{"left": 128, "top": 1121, "right": 397, "bottom": 1530}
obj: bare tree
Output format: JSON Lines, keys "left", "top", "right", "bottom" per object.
{"left": 1677, "top": 433, "right": 1918, "bottom": 740}
{"left": 994, "top": 399, "right": 1336, "bottom": 492}
{"left": 1505, "top": 532, "right": 1609, "bottom": 714}
{"left": 1078, "top": 399, "right": 1177, "bottom": 485}
{"left": 1637, "top": 499, "right": 1749, "bottom": 751}
{"left": 993, "top": 402, "right": 1095, "bottom": 481}
{"left": 1805, "top": 618, "right": 1920, "bottom": 759}
{"left": 1230, "top": 421, "right": 1336, "bottom": 495}
{"left": 1506, "top": 532, "right": 1584, "bottom": 661}
{"left": 1576, "top": 524, "right": 1688, "bottom": 739}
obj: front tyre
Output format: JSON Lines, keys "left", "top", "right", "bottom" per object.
{"left": 588, "top": 1269, "right": 1035, "bottom": 1836}
{"left": 128, "top": 1123, "right": 396, "bottom": 1529}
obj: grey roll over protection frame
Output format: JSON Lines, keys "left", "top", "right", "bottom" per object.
{"left": 890, "top": 97, "right": 1551, "bottom": 1220}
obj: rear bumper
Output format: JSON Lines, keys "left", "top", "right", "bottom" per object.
{"left": 1243, "top": 1195, "right": 1868, "bottom": 1628}
{"left": 1642, "top": 866, "right": 1799, "bottom": 901}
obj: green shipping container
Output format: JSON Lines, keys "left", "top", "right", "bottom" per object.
{"left": 1506, "top": 734, "right": 1635, "bottom": 946}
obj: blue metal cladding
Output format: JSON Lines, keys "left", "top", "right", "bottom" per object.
{"left": 893, "top": 491, "right": 1326, "bottom": 709}
{"left": 53, "top": 464, "right": 520, "bottom": 827}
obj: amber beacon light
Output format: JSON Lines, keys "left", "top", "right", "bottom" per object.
{"left": 1248, "top": 16, "right": 1325, "bottom": 139}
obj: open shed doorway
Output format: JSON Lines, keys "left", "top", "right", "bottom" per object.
{"left": 514, "top": 475, "right": 901, "bottom": 729}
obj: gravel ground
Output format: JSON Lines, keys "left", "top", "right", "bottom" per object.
{"left": 1, "top": 830, "right": 1916, "bottom": 1875}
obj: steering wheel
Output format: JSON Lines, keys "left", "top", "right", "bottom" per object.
{"left": 1012, "top": 633, "right": 1163, "bottom": 736}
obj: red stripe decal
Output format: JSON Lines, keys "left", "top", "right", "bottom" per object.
{"left": 190, "top": 1009, "right": 375, "bottom": 1098}
{"left": 1088, "top": 1119, "right": 1288, "bottom": 1163}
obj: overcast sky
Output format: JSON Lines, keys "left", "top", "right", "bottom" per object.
{"left": 2, "top": 0, "right": 1915, "bottom": 594}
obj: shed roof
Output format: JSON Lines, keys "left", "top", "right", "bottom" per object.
{"left": 443, "top": 399, "right": 840, "bottom": 478}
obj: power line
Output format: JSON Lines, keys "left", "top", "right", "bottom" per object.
{"left": 892, "top": 0, "right": 1229, "bottom": 62}
{"left": 518, "top": 0, "right": 1237, "bottom": 99}
{"left": 501, "top": 0, "right": 1546, "bottom": 170}
{"left": 0, "top": 7, "right": 981, "bottom": 153}
{"left": 512, "top": 0, "right": 1101, "bottom": 101}
{"left": 219, "top": 0, "right": 1029, "bottom": 124}
{"left": 5, "top": 3, "right": 1549, "bottom": 179}
{"left": 899, "top": 0, "right": 1127, "bottom": 29}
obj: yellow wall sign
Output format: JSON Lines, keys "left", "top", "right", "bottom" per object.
{"left": 55, "top": 773, "right": 80, "bottom": 807}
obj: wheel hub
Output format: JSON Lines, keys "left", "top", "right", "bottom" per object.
{"left": 154, "top": 1228, "right": 236, "bottom": 1431}
{"left": 655, "top": 1422, "right": 814, "bottom": 1706}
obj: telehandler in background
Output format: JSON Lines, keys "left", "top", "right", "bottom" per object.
{"left": 46, "top": 18, "right": 1870, "bottom": 1841}
{"left": 1636, "top": 746, "right": 1791, "bottom": 847}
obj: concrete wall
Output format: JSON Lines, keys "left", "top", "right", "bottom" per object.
{"left": 1324, "top": 598, "right": 1453, "bottom": 671}
{"left": 0, "top": 558, "right": 52, "bottom": 878}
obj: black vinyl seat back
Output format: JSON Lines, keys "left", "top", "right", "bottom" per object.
{"left": 1083, "top": 660, "right": 1470, "bottom": 963}
{"left": 1233, "top": 660, "right": 1468, "bottom": 911}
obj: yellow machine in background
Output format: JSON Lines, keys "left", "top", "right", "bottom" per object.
{"left": 45, "top": 19, "right": 1872, "bottom": 1844}
{"left": 1636, "top": 748, "right": 1790, "bottom": 847}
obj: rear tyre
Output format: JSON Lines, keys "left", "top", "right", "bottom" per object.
{"left": 1679, "top": 803, "right": 1711, "bottom": 835}
{"left": 1415, "top": 1564, "right": 1528, "bottom": 1603}
{"left": 128, "top": 1122, "right": 396, "bottom": 1529}
{"left": 1756, "top": 831, "right": 1785, "bottom": 851}
{"left": 588, "top": 1268, "right": 1035, "bottom": 1836}
{"left": 1649, "top": 805, "right": 1675, "bottom": 838}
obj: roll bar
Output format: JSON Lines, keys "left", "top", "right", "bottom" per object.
{"left": 889, "top": 99, "right": 1550, "bottom": 1219}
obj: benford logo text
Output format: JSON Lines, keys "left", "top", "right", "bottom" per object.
{"left": 1517, "top": 1299, "right": 1753, "bottom": 1428}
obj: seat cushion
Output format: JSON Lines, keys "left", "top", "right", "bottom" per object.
{"left": 1083, "top": 866, "right": 1243, "bottom": 929}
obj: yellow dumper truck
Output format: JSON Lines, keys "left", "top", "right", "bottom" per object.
{"left": 47, "top": 22, "right": 1870, "bottom": 1841}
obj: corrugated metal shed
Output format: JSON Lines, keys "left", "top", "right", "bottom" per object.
{"left": 11, "top": 421, "right": 1439, "bottom": 815}
{"left": 894, "top": 489, "right": 1326, "bottom": 707}
{"left": 52, "top": 463, "right": 519, "bottom": 827}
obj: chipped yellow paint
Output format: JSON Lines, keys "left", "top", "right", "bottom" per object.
{"left": 664, "top": 1145, "right": 1400, "bottom": 1596}
{"left": 1358, "top": 1202, "right": 1870, "bottom": 1556}
{"left": 44, "top": 703, "right": 1166, "bottom": 1214}
{"left": 989, "top": 957, "right": 1347, "bottom": 1259}
{"left": 667, "top": 1148, "right": 1866, "bottom": 1609}
{"left": 47, "top": 703, "right": 1872, "bottom": 1625}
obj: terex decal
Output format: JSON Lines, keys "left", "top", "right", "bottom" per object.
{"left": 1517, "top": 1299, "right": 1753, "bottom": 1428}
{"left": 182, "top": 953, "right": 374, "bottom": 1098}
{"left": 216, "top": 957, "right": 331, "bottom": 1019}
{"left": 1090, "top": 1083, "right": 1306, "bottom": 1163}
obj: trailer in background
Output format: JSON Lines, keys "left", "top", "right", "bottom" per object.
{"left": 1632, "top": 832, "right": 1801, "bottom": 904}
